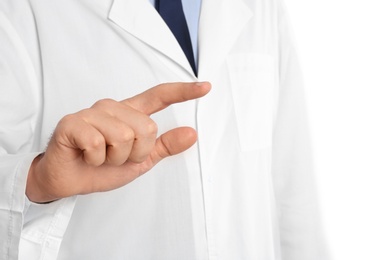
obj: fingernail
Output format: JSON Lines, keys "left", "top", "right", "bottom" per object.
{"left": 196, "top": 82, "right": 206, "bottom": 87}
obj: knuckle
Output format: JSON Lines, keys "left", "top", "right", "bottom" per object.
{"left": 144, "top": 119, "right": 158, "bottom": 136}
{"left": 117, "top": 125, "right": 135, "bottom": 143}
{"left": 58, "top": 113, "right": 78, "bottom": 126}
{"left": 92, "top": 98, "right": 117, "bottom": 109}
{"left": 56, "top": 113, "right": 81, "bottom": 134}
{"left": 60, "top": 109, "right": 92, "bottom": 125}
{"left": 88, "top": 135, "right": 105, "bottom": 150}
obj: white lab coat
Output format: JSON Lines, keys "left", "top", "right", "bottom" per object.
{"left": 0, "top": 0, "right": 329, "bottom": 259}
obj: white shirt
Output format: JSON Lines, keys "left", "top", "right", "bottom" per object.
{"left": 0, "top": 0, "right": 329, "bottom": 259}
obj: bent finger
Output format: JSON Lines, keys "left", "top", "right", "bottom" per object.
{"left": 149, "top": 127, "right": 198, "bottom": 166}
{"left": 56, "top": 115, "right": 107, "bottom": 166}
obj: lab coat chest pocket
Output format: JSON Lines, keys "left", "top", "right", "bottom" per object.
{"left": 227, "top": 53, "right": 275, "bottom": 151}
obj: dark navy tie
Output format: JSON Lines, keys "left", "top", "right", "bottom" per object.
{"left": 155, "top": 0, "right": 197, "bottom": 75}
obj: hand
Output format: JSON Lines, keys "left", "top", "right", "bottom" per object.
{"left": 26, "top": 82, "right": 211, "bottom": 203}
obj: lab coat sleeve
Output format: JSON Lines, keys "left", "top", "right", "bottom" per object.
{"left": 272, "top": 1, "right": 330, "bottom": 259}
{"left": 0, "top": 6, "right": 76, "bottom": 260}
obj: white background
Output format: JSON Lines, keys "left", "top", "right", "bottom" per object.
{"left": 285, "top": 0, "right": 390, "bottom": 259}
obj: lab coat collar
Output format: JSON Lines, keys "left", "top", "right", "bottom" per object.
{"left": 108, "top": 0, "right": 252, "bottom": 80}
{"left": 108, "top": 0, "right": 195, "bottom": 77}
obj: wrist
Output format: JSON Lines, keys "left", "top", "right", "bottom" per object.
{"left": 26, "top": 153, "right": 57, "bottom": 203}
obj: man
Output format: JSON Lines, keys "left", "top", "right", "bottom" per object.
{"left": 0, "top": 0, "right": 328, "bottom": 259}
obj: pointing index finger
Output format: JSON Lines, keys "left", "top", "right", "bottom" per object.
{"left": 121, "top": 82, "right": 211, "bottom": 115}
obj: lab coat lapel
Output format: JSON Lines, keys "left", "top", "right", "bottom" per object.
{"left": 108, "top": 0, "right": 195, "bottom": 77}
{"left": 198, "top": 0, "right": 252, "bottom": 79}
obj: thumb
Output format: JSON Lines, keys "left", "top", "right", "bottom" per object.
{"left": 150, "top": 127, "right": 198, "bottom": 164}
